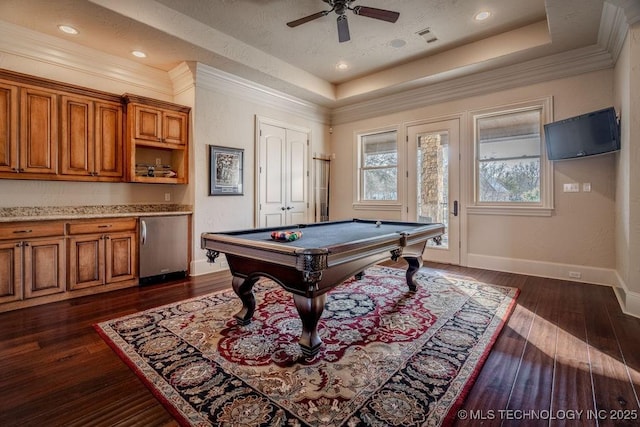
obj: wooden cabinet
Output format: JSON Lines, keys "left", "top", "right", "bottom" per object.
{"left": 60, "top": 94, "right": 124, "bottom": 180}
{"left": 20, "top": 87, "right": 58, "bottom": 175}
{"left": 0, "top": 82, "right": 19, "bottom": 174}
{"left": 67, "top": 218, "right": 137, "bottom": 290}
{"left": 0, "top": 71, "right": 191, "bottom": 184}
{"left": 124, "top": 94, "right": 190, "bottom": 184}
{"left": 0, "top": 221, "right": 66, "bottom": 304}
{"left": 0, "top": 81, "right": 58, "bottom": 177}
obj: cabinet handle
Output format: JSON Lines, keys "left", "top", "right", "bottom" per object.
{"left": 98, "top": 224, "right": 112, "bottom": 228}
{"left": 140, "top": 220, "right": 147, "bottom": 245}
{"left": 13, "top": 229, "right": 33, "bottom": 234}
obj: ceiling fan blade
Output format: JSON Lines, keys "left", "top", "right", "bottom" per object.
{"left": 353, "top": 6, "right": 400, "bottom": 23}
{"left": 337, "top": 15, "right": 350, "bottom": 42}
{"left": 286, "top": 11, "right": 329, "bottom": 28}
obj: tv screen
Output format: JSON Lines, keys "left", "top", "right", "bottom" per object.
{"left": 544, "top": 107, "right": 620, "bottom": 160}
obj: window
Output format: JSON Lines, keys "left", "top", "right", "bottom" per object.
{"left": 359, "top": 130, "right": 398, "bottom": 201}
{"left": 470, "top": 99, "right": 553, "bottom": 215}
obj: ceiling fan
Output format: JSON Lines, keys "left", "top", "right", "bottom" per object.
{"left": 286, "top": 0, "right": 400, "bottom": 43}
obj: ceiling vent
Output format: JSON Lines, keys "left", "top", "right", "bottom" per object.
{"left": 417, "top": 28, "right": 438, "bottom": 43}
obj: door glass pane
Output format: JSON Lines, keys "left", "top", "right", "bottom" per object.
{"left": 417, "top": 131, "right": 449, "bottom": 248}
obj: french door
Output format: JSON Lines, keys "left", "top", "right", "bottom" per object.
{"left": 407, "top": 119, "right": 460, "bottom": 264}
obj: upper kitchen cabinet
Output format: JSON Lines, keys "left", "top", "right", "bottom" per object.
{"left": 60, "top": 94, "right": 124, "bottom": 181}
{"left": 0, "top": 80, "right": 58, "bottom": 178}
{"left": 124, "top": 94, "right": 190, "bottom": 184}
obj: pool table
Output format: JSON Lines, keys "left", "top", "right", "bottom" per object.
{"left": 201, "top": 219, "right": 444, "bottom": 357}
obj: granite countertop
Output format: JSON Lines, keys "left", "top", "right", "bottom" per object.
{"left": 0, "top": 204, "right": 193, "bottom": 222}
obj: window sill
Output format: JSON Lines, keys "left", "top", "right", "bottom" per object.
{"left": 466, "top": 205, "right": 553, "bottom": 217}
{"left": 353, "top": 202, "right": 403, "bottom": 212}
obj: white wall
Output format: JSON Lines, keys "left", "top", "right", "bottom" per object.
{"left": 330, "top": 69, "right": 617, "bottom": 284}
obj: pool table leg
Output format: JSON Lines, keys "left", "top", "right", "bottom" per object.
{"left": 403, "top": 255, "right": 423, "bottom": 292}
{"left": 231, "top": 275, "right": 259, "bottom": 325}
{"left": 292, "top": 293, "right": 327, "bottom": 357}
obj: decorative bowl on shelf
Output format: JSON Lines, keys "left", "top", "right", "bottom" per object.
{"left": 270, "top": 230, "right": 303, "bottom": 242}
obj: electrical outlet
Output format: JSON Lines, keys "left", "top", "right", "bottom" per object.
{"left": 155, "top": 158, "right": 162, "bottom": 166}
{"left": 568, "top": 271, "right": 582, "bottom": 279}
{"left": 582, "top": 183, "right": 591, "bottom": 192}
{"left": 164, "top": 193, "right": 171, "bottom": 202}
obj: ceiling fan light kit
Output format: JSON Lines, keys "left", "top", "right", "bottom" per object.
{"left": 286, "top": 0, "right": 400, "bottom": 43}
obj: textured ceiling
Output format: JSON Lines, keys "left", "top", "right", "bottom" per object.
{"left": 0, "top": 0, "right": 608, "bottom": 107}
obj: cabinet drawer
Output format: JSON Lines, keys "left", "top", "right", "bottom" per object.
{"left": 67, "top": 218, "right": 137, "bottom": 235}
{"left": 0, "top": 221, "right": 65, "bottom": 240}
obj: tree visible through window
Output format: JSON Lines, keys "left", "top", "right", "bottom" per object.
{"left": 476, "top": 109, "right": 542, "bottom": 203}
{"left": 360, "top": 130, "right": 398, "bottom": 201}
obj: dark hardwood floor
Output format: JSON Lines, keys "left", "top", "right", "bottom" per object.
{"left": 1, "top": 261, "right": 639, "bottom": 426}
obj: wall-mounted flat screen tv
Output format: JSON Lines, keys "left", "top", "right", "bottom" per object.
{"left": 544, "top": 107, "right": 620, "bottom": 160}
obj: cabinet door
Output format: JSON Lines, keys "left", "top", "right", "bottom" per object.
{"left": 133, "top": 105, "right": 162, "bottom": 142}
{"left": 60, "top": 95, "right": 94, "bottom": 177}
{"left": 162, "top": 110, "right": 188, "bottom": 145}
{"left": 105, "top": 231, "right": 136, "bottom": 284}
{"left": 94, "top": 101, "right": 123, "bottom": 178}
{"left": 68, "top": 234, "right": 105, "bottom": 290}
{"left": 0, "top": 82, "right": 19, "bottom": 174}
{"left": 23, "top": 237, "right": 66, "bottom": 298}
{"left": 0, "top": 241, "right": 22, "bottom": 303}
{"left": 19, "top": 87, "right": 57, "bottom": 174}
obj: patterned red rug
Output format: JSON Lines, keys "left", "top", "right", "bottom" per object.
{"left": 95, "top": 266, "right": 518, "bottom": 426}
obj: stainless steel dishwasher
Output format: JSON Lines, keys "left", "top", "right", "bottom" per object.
{"left": 139, "top": 215, "right": 189, "bottom": 285}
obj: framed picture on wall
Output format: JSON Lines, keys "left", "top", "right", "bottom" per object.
{"left": 209, "top": 145, "right": 244, "bottom": 195}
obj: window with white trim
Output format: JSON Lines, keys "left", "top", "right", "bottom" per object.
{"left": 358, "top": 130, "right": 398, "bottom": 201}
{"left": 470, "top": 99, "right": 553, "bottom": 215}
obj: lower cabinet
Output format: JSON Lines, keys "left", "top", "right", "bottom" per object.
{"left": 68, "top": 218, "right": 137, "bottom": 290}
{"left": 0, "top": 217, "right": 138, "bottom": 311}
{"left": 0, "top": 223, "right": 66, "bottom": 304}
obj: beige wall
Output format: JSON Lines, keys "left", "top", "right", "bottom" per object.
{"left": 330, "top": 70, "right": 617, "bottom": 278}
{"left": 190, "top": 64, "right": 330, "bottom": 275}
{"left": 614, "top": 22, "right": 640, "bottom": 313}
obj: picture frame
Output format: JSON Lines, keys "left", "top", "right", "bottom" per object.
{"left": 209, "top": 145, "right": 244, "bottom": 196}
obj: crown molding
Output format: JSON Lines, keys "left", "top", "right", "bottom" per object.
{"left": 330, "top": 45, "right": 614, "bottom": 125}
{"left": 194, "top": 63, "right": 330, "bottom": 124}
{"left": 599, "top": 2, "right": 630, "bottom": 62}
{"left": 169, "top": 62, "right": 196, "bottom": 97}
{"left": 0, "top": 19, "right": 173, "bottom": 98}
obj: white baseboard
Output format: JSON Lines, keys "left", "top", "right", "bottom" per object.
{"left": 466, "top": 253, "right": 640, "bottom": 319}
{"left": 190, "top": 256, "right": 229, "bottom": 276}
{"left": 466, "top": 253, "right": 616, "bottom": 285}
{"left": 611, "top": 271, "right": 640, "bottom": 319}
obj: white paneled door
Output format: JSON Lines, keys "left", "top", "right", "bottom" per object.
{"left": 258, "top": 121, "right": 309, "bottom": 227}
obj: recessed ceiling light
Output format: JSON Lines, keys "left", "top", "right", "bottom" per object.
{"left": 58, "top": 25, "right": 79, "bottom": 35}
{"left": 336, "top": 62, "right": 349, "bottom": 71}
{"left": 131, "top": 50, "right": 147, "bottom": 58}
{"left": 474, "top": 11, "right": 491, "bottom": 21}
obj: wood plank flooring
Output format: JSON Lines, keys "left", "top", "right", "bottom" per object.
{"left": 1, "top": 261, "right": 639, "bottom": 426}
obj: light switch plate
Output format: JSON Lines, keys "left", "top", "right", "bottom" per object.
{"left": 563, "top": 183, "right": 579, "bottom": 192}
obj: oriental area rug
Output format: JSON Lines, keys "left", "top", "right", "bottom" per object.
{"left": 95, "top": 266, "right": 519, "bottom": 426}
